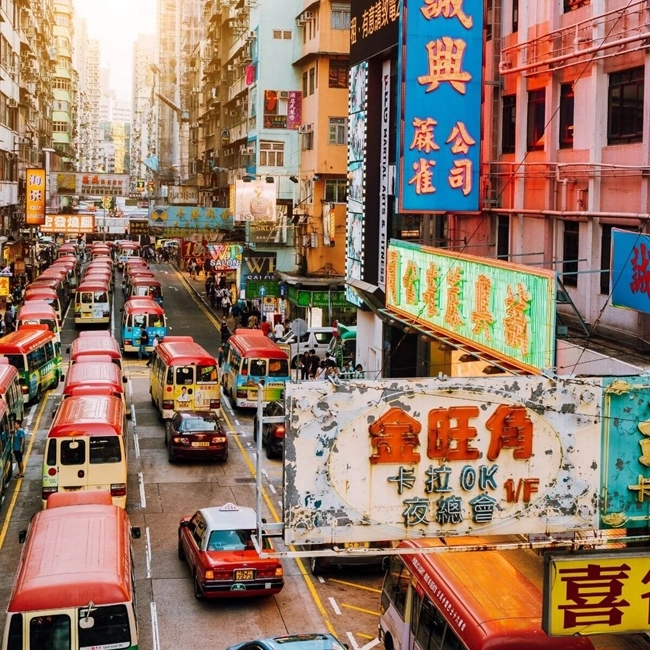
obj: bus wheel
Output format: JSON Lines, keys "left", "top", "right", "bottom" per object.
{"left": 310, "top": 557, "right": 324, "bottom": 576}
{"left": 383, "top": 634, "right": 394, "bottom": 650}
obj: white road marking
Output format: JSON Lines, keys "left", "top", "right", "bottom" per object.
{"left": 25, "top": 404, "right": 37, "bottom": 427}
{"left": 220, "top": 391, "right": 233, "bottom": 412}
{"left": 138, "top": 472, "right": 147, "bottom": 509}
{"left": 150, "top": 601, "right": 161, "bottom": 650}
{"left": 128, "top": 378, "right": 133, "bottom": 399}
{"left": 317, "top": 575, "right": 325, "bottom": 584}
{"left": 235, "top": 419, "right": 240, "bottom": 426}
{"left": 168, "top": 286, "right": 179, "bottom": 291}
{"left": 130, "top": 403, "right": 137, "bottom": 426}
{"left": 359, "top": 639, "right": 380, "bottom": 650}
{"left": 261, "top": 468, "right": 269, "bottom": 480}
{"left": 329, "top": 597, "right": 342, "bottom": 616}
{"left": 246, "top": 441, "right": 252, "bottom": 448}
{"left": 134, "top": 433, "right": 140, "bottom": 458}
{"left": 277, "top": 499, "right": 282, "bottom": 508}
{"left": 346, "top": 633, "right": 360, "bottom": 650}
{"left": 145, "top": 526, "right": 152, "bottom": 578}
{"left": 269, "top": 484, "right": 276, "bottom": 494}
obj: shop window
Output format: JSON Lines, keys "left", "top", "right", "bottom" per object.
{"left": 512, "top": 0, "right": 518, "bottom": 32}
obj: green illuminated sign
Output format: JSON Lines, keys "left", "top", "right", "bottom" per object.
{"left": 386, "top": 240, "right": 556, "bottom": 371}
{"left": 287, "top": 287, "right": 350, "bottom": 308}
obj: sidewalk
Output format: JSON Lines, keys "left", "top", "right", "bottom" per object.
{"left": 174, "top": 265, "right": 238, "bottom": 334}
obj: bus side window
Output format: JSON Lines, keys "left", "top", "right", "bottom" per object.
{"left": 381, "top": 556, "right": 411, "bottom": 617}
{"left": 30, "top": 614, "right": 71, "bottom": 649}
{"left": 60, "top": 440, "right": 86, "bottom": 466}
{"left": 7, "top": 613, "right": 22, "bottom": 650}
{"left": 176, "top": 367, "right": 193, "bottom": 385}
{"left": 44, "top": 341, "right": 54, "bottom": 362}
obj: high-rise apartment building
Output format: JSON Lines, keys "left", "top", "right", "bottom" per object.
{"left": 52, "top": 0, "right": 76, "bottom": 163}
{"left": 156, "top": 0, "right": 205, "bottom": 183}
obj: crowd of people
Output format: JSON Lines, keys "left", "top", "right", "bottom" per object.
{"left": 297, "top": 349, "right": 364, "bottom": 381}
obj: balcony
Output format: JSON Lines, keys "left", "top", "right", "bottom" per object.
{"left": 500, "top": 0, "right": 650, "bottom": 77}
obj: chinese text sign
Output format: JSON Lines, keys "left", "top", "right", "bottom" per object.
{"left": 610, "top": 229, "right": 650, "bottom": 314}
{"left": 397, "top": 0, "right": 483, "bottom": 212}
{"left": 544, "top": 551, "right": 650, "bottom": 636}
{"left": 284, "top": 377, "right": 601, "bottom": 545}
{"left": 40, "top": 214, "right": 95, "bottom": 235}
{"left": 386, "top": 240, "right": 556, "bottom": 372}
{"left": 26, "top": 168, "right": 46, "bottom": 226}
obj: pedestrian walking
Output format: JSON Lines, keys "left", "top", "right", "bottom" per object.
{"left": 208, "top": 282, "right": 217, "bottom": 308}
{"left": 221, "top": 293, "right": 231, "bottom": 318}
{"left": 146, "top": 334, "right": 160, "bottom": 367}
{"left": 273, "top": 320, "right": 285, "bottom": 340}
{"left": 4, "top": 304, "right": 15, "bottom": 333}
{"left": 138, "top": 328, "right": 149, "bottom": 361}
{"left": 220, "top": 320, "right": 231, "bottom": 344}
{"left": 308, "top": 349, "right": 320, "bottom": 379}
{"left": 260, "top": 316, "right": 271, "bottom": 337}
{"left": 13, "top": 419, "right": 25, "bottom": 478}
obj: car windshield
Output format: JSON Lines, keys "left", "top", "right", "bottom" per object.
{"left": 207, "top": 529, "right": 253, "bottom": 551}
{"left": 180, "top": 417, "right": 219, "bottom": 432}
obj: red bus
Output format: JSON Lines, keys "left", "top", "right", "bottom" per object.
{"left": 380, "top": 538, "right": 594, "bottom": 650}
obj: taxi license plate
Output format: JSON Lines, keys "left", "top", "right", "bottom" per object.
{"left": 234, "top": 569, "right": 254, "bottom": 581}
{"left": 191, "top": 442, "right": 210, "bottom": 447}
{"left": 344, "top": 542, "right": 370, "bottom": 549}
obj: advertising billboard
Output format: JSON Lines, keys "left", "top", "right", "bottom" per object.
{"left": 53, "top": 172, "right": 130, "bottom": 196}
{"left": 284, "top": 378, "right": 602, "bottom": 545}
{"left": 543, "top": 550, "right": 650, "bottom": 636}
{"left": 350, "top": 0, "right": 400, "bottom": 66}
{"left": 610, "top": 228, "right": 650, "bottom": 313}
{"left": 149, "top": 206, "right": 234, "bottom": 234}
{"left": 397, "top": 0, "right": 483, "bottom": 212}
{"left": 386, "top": 240, "right": 557, "bottom": 373}
{"left": 40, "top": 214, "right": 95, "bottom": 235}
{"left": 25, "top": 168, "right": 46, "bottom": 226}
{"left": 168, "top": 185, "right": 199, "bottom": 205}
{"left": 206, "top": 244, "right": 243, "bottom": 272}
{"left": 234, "top": 180, "right": 277, "bottom": 222}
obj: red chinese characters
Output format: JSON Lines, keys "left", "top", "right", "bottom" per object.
{"left": 369, "top": 407, "right": 421, "bottom": 464}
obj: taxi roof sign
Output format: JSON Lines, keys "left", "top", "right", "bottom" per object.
{"left": 220, "top": 502, "right": 239, "bottom": 511}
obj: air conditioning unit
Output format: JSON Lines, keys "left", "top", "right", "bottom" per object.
{"left": 245, "top": 147, "right": 255, "bottom": 155}
{"left": 227, "top": 64, "right": 234, "bottom": 71}
{"left": 240, "top": 145, "right": 247, "bottom": 153}
{"left": 247, "top": 31, "right": 256, "bottom": 40}
{"left": 304, "top": 11, "right": 315, "bottom": 20}
{"left": 279, "top": 91, "right": 289, "bottom": 100}
{"left": 191, "top": 122, "right": 199, "bottom": 129}
{"left": 305, "top": 123, "right": 313, "bottom": 132}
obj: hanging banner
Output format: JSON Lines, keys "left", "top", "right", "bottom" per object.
{"left": 287, "top": 91, "right": 303, "bottom": 130}
{"left": 53, "top": 172, "right": 130, "bottom": 196}
{"left": 397, "top": 0, "right": 484, "bottom": 212}
{"left": 26, "top": 168, "right": 46, "bottom": 226}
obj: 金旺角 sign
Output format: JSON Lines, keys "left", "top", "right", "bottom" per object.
{"left": 284, "top": 377, "right": 602, "bottom": 545}
{"left": 397, "top": 0, "right": 483, "bottom": 212}
{"left": 26, "top": 168, "right": 46, "bottom": 226}
{"left": 543, "top": 550, "right": 650, "bottom": 636}
{"left": 385, "top": 240, "right": 556, "bottom": 373}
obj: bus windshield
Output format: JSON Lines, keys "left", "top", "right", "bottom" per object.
{"left": 175, "top": 366, "right": 194, "bottom": 385}
{"left": 268, "top": 359, "right": 289, "bottom": 377}
{"left": 78, "top": 604, "right": 131, "bottom": 649}
{"left": 197, "top": 365, "right": 217, "bottom": 383}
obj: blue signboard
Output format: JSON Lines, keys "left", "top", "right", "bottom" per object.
{"left": 611, "top": 228, "right": 650, "bottom": 313}
{"left": 397, "top": 0, "right": 483, "bottom": 213}
{"left": 149, "top": 205, "right": 234, "bottom": 232}
{"left": 601, "top": 376, "right": 650, "bottom": 529}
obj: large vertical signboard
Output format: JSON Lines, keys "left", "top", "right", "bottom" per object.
{"left": 284, "top": 377, "right": 602, "bottom": 545}
{"left": 397, "top": 0, "right": 483, "bottom": 212}
{"left": 610, "top": 228, "right": 650, "bottom": 313}
{"left": 26, "top": 168, "right": 46, "bottom": 226}
{"left": 377, "top": 60, "right": 391, "bottom": 292}
{"left": 544, "top": 550, "right": 650, "bottom": 637}
{"left": 346, "top": 61, "right": 368, "bottom": 307}
{"left": 349, "top": 0, "right": 401, "bottom": 66}
{"left": 386, "top": 240, "right": 556, "bottom": 373}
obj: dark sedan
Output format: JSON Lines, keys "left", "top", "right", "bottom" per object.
{"left": 252, "top": 401, "right": 285, "bottom": 459}
{"left": 165, "top": 411, "right": 228, "bottom": 463}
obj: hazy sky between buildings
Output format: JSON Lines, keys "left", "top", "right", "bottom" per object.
{"left": 75, "top": 0, "right": 157, "bottom": 102}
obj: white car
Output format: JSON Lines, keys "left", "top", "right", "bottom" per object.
{"left": 277, "top": 327, "right": 335, "bottom": 368}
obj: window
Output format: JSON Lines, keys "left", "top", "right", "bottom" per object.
{"left": 197, "top": 364, "right": 217, "bottom": 383}
{"left": 527, "top": 88, "right": 545, "bottom": 151}
{"left": 564, "top": 0, "right": 590, "bottom": 11}
{"left": 89, "top": 437, "right": 122, "bottom": 464}
{"left": 53, "top": 121, "right": 68, "bottom": 132}
{"left": 283, "top": 31, "right": 292, "bottom": 39}
{"left": 497, "top": 214, "right": 510, "bottom": 259}
{"left": 61, "top": 439, "right": 86, "bottom": 465}
{"left": 260, "top": 141, "right": 284, "bottom": 166}
{"left": 6, "top": 613, "right": 21, "bottom": 650}
{"left": 273, "top": 30, "right": 282, "bottom": 39}
{"left": 175, "top": 366, "right": 194, "bottom": 385}
{"left": 512, "top": 0, "right": 518, "bottom": 32}
{"left": 329, "top": 60, "right": 348, "bottom": 88}
{"left": 325, "top": 179, "right": 347, "bottom": 203}
{"left": 329, "top": 117, "right": 347, "bottom": 145}
{"left": 302, "top": 71, "right": 308, "bottom": 97}
{"left": 559, "top": 84, "right": 574, "bottom": 149}
{"left": 78, "top": 605, "right": 131, "bottom": 650}
{"left": 562, "top": 221, "right": 579, "bottom": 287}
{"left": 608, "top": 67, "right": 644, "bottom": 144}
{"left": 331, "top": 2, "right": 351, "bottom": 30}
{"left": 268, "top": 359, "right": 289, "bottom": 377}
{"left": 600, "top": 224, "right": 613, "bottom": 295}
{"left": 501, "top": 95, "right": 516, "bottom": 153}
{"left": 485, "top": 0, "right": 492, "bottom": 41}
{"left": 381, "top": 556, "right": 411, "bottom": 617}
{"left": 309, "top": 67, "right": 316, "bottom": 95}
{"left": 301, "top": 131, "right": 314, "bottom": 151}
{"left": 30, "top": 614, "right": 71, "bottom": 650}
{"left": 416, "top": 598, "right": 446, "bottom": 650}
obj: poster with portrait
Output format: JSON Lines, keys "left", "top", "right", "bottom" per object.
{"left": 234, "top": 180, "right": 277, "bottom": 222}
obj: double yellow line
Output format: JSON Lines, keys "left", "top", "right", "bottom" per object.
{"left": 173, "top": 267, "right": 337, "bottom": 636}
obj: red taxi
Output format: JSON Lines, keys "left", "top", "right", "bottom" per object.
{"left": 178, "top": 502, "right": 284, "bottom": 599}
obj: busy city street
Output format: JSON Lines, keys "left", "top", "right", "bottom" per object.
{"left": 0, "top": 261, "right": 386, "bottom": 650}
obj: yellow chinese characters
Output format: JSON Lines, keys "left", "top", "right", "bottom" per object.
{"left": 423, "top": 263, "right": 440, "bottom": 317}
{"left": 410, "top": 117, "right": 440, "bottom": 154}
{"left": 418, "top": 37, "right": 472, "bottom": 95}
{"left": 444, "top": 266, "right": 464, "bottom": 330}
{"left": 403, "top": 260, "right": 419, "bottom": 305}
{"left": 446, "top": 121, "right": 475, "bottom": 154}
{"left": 420, "top": 0, "right": 473, "bottom": 29}
{"left": 503, "top": 283, "right": 531, "bottom": 356}
{"left": 471, "top": 275, "right": 494, "bottom": 339}
{"left": 409, "top": 159, "right": 436, "bottom": 195}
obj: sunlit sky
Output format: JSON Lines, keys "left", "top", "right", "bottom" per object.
{"left": 74, "top": 0, "right": 157, "bottom": 102}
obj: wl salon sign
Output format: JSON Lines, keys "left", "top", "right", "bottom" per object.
{"left": 284, "top": 377, "right": 602, "bottom": 545}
